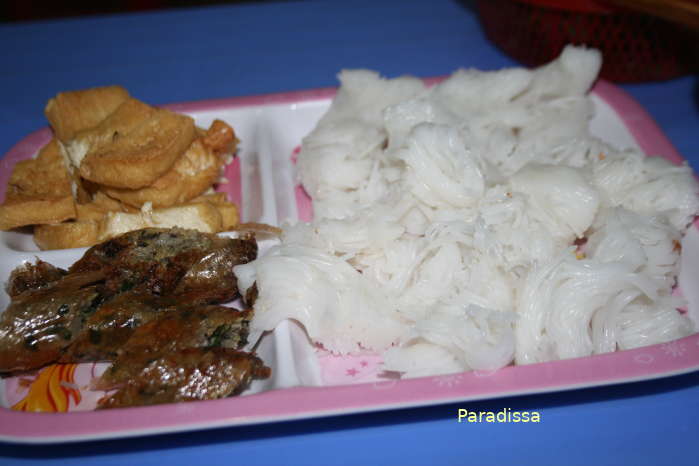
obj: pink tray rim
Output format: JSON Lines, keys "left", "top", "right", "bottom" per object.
{"left": 0, "top": 79, "right": 697, "bottom": 444}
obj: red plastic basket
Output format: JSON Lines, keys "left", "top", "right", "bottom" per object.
{"left": 476, "top": 0, "right": 698, "bottom": 82}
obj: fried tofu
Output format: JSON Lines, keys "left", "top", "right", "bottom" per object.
{"left": 75, "top": 191, "right": 135, "bottom": 221}
{"left": 102, "top": 120, "right": 238, "bottom": 208}
{"left": 45, "top": 85, "right": 130, "bottom": 142}
{"left": 0, "top": 139, "right": 76, "bottom": 230}
{"left": 33, "top": 190, "right": 132, "bottom": 250}
{"left": 33, "top": 194, "right": 239, "bottom": 250}
{"left": 34, "top": 220, "right": 100, "bottom": 250}
{"left": 98, "top": 197, "right": 237, "bottom": 241}
{"left": 192, "top": 192, "right": 239, "bottom": 231}
{"left": 69, "top": 98, "right": 196, "bottom": 189}
{"left": 4, "top": 87, "right": 240, "bottom": 249}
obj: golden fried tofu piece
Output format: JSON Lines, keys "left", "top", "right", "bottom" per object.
{"left": 202, "top": 119, "right": 239, "bottom": 155}
{"left": 102, "top": 120, "right": 238, "bottom": 208}
{"left": 191, "top": 193, "right": 239, "bottom": 231}
{"left": 75, "top": 191, "right": 134, "bottom": 221}
{"left": 32, "top": 191, "right": 136, "bottom": 250}
{"left": 0, "top": 139, "right": 76, "bottom": 230}
{"left": 33, "top": 193, "right": 239, "bottom": 250}
{"left": 102, "top": 139, "right": 222, "bottom": 208}
{"left": 45, "top": 86, "right": 130, "bottom": 142}
{"left": 98, "top": 202, "right": 225, "bottom": 241}
{"left": 98, "top": 190, "right": 240, "bottom": 241}
{"left": 33, "top": 220, "right": 100, "bottom": 250}
{"left": 66, "top": 98, "right": 196, "bottom": 190}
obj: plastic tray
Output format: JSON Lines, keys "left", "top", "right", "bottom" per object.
{"left": 0, "top": 80, "right": 697, "bottom": 443}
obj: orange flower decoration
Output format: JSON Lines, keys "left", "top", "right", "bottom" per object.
{"left": 12, "top": 364, "right": 82, "bottom": 412}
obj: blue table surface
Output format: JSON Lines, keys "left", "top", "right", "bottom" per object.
{"left": 1, "top": 1, "right": 697, "bottom": 464}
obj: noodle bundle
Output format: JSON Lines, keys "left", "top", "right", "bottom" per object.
{"left": 234, "top": 46, "right": 699, "bottom": 378}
